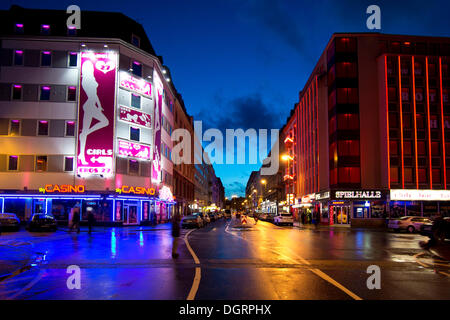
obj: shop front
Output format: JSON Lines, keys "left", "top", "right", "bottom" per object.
{"left": 315, "top": 190, "right": 388, "bottom": 227}
{"left": 389, "top": 189, "right": 450, "bottom": 218}
{"left": 0, "top": 183, "right": 176, "bottom": 226}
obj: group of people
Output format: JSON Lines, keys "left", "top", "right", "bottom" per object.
{"left": 300, "top": 210, "right": 320, "bottom": 226}
{"left": 69, "top": 205, "right": 96, "bottom": 235}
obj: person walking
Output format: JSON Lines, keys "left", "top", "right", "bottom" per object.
{"left": 87, "top": 208, "right": 95, "bottom": 235}
{"left": 171, "top": 212, "right": 181, "bottom": 259}
{"left": 70, "top": 207, "right": 80, "bottom": 234}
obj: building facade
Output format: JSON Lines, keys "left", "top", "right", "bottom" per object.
{"left": 282, "top": 33, "right": 450, "bottom": 227}
{"left": 0, "top": 6, "right": 176, "bottom": 225}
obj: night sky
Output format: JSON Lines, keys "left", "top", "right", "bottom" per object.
{"left": 3, "top": 0, "right": 450, "bottom": 197}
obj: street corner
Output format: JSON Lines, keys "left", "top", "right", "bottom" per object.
{"left": 0, "top": 240, "right": 34, "bottom": 280}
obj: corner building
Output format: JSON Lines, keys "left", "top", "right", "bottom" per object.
{"left": 285, "top": 33, "right": 450, "bottom": 227}
{"left": 0, "top": 6, "right": 176, "bottom": 225}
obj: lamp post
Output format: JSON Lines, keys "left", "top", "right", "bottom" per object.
{"left": 260, "top": 179, "right": 267, "bottom": 213}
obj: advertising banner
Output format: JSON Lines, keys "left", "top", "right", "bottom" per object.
{"left": 77, "top": 51, "right": 117, "bottom": 176}
{"left": 152, "top": 71, "right": 163, "bottom": 183}
{"left": 117, "top": 139, "right": 151, "bottom": 160}
{"left": 120, "top": 72, "right": 152, "bottom": 98}
{"left": 119, "top": 105, "right": 152, "bottom": 128}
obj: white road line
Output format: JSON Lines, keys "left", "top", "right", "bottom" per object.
{"left": 225, "top": 220, "right": 363, "bottom": 300}
{"left": 184, "top": 229, "right": 201, "bottom": 300}
{"left": 6, "top": 270, "right": 43, "bottom": 300}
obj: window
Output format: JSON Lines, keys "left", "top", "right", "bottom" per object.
{"left": 418, "top": 168, "right": 427, "bottom": 183}
{"left": 41, "top": 51, "right": 52, "bottom": 66}
{"left": 417, "top": 141, "right": 426, "bottom": 156}
{"left": 12, "top": 85, "right": 22, "bottom": 100}
{"left": 14, "top": 50, "right": 23, "bottom": 65}
{"left": 390, "top": 167, "right": 399, "bottom": 183}
{"left": 328, "top": 90, "right": 337, "bottom": 110}
{"left": 338, "top": 140, "right": 360, "bottom": 157}
{"left": 132, "top": 61, "right": 142, "bottom": 77}
{"left": 131, "top": 93, "right": 141, "bottom": 109}
{"left": 67, "top": 27, "right": 77, "bottom": 36}
{"left": 388, "top": 87, "right": 397, "bottom": 102}
{"left": 337, "top": 88, "right": 358, "bottom": 104}
{"left": 67, "top": 86, "right": 77, "bottom": 101}
{"left": 390, "top": 140, "right": 399, "bottom": 155}
{"left": 40, "top": 86, "right": 51, "bottom": 100}
{"left": 35, "top": 156, "right": 48, "bottom": 172}
{"left": 336, "top": 37, "right": 356, "bottom": 53}
{"left": 329, "top": 116, "right": 336, "bottom": 135}
{"left": 404, "top": 141, "right": 413, "bottom": 155}
{"left": 10, "top": 120, "right": 20, "bottom": 136}
{"left": 389, "top": 113, "right": 399, "bottom": 128}
{"left": 131, "top": 34, "right": 140, "bottom": 47}
{"left": 338, "top": 167, "right": 360, "bottom": 184}
{"left": 129, "top": 159, "right": 139, "bottom": 175}
{"left": 68, "top": 52, "right": 78, "bottom": 67}
{"left": 401, "top": 88, "right": 409, "bottom": 102}
{"left": 8, "top": 155, "right": 18, "bottom": 171}
{"left": 432, "top": 168, "right": 441, "bottom": 183}
{"left": 431, "top": 141, "right": 440, "bottom": 156}
{"left": 65, "top": 121, "right": 75, "bottom": 136}
{"left": 14, "top": 23, "right": 24, "bottom": 34}
{"left": 404, "top": 168, "right": 413, "bottom": 183}
{"left": 337, "top": 114, "right": 359, "bottom": 130}
{"left": 40, "top": 24, "right": 50, "bottom": 35}
{"left": 130, "top": 127, "right": 140, "bottom": 141}
{"left": 336, "top": 62, "right": 357, "bottom": 78}
{"left": 38, "top": 120, "right": 49, "bottom": 136}
{"left": 414, "top": 61, "right": 423, "bottom": 76}
{"left": 64, "top": 157, "right": 74, "bottom": 171}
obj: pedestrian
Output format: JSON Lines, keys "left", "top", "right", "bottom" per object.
{"left": 70, "top": 207, "right": 80, "bottom": 233}
{"left": 87, "top": 207, "right": 95, "bottom": 235}
{"left": 171, "top": 211, "right": 181, "bottom": 259}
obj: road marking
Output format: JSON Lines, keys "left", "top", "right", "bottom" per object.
{"left": 6, "top": 270, "right": 43, "bottom": 300}
{"left": 184, "top": 229, "right": 201, "bottom": 300}
{"left": 225, "top": 220, "right": 363, "bottom": 300}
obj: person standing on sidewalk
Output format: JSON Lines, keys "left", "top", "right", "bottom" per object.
{"left": 70, "top": 207, "right": 80, "bottom": 233}
{"left": 171, "top": 211, "right": 181, "bottom": 259}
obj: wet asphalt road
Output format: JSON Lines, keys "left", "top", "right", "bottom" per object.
{"left": 0, "top": 218, "right": 449, "bottom": 300}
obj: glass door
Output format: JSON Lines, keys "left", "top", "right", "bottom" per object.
{"left": 124, "top": 205, "right": 138, "bottom": 225}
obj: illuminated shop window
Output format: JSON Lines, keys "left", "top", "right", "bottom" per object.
{"left": 65, "top": 121, "right": 75, "bottom": 136}
{"left": 10, "top": 120, "right": 20, "bottom": 136}
{"left": 132, "top": 61, "right": 142, "bottom": 77}
{"left": 40, "top": 86, "right": 51, "bottom": 100}
{"left": 12, "top": 85, "right": 22, "bottom": 100}
{"left": 14, "top": 50, "right": 23, "bottom": 65}
{"left": 41, "top": 51, "right": 52, "bottom": 66}
{"left": 64, "top": 157, "right": 74, "bottom": 172}
{"left": 8, "top": 155, "right": 18, "bottom": 171}
{"left": 35, "top": 156, "right": 48, "bottom": 172}
{"left": 131, "top": 34, "right": 140, "bottom": 47}
{"left": 38, "top": 120, "right": 49, "bottom": 136}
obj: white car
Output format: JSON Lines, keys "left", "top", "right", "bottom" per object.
{"left": 274, "top": 214, "right": 294, "bottom": 226}
{"left": 388, "top": 216, "right": 432, "bottom": 233}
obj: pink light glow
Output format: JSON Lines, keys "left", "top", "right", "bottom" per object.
{"left": 120, "top": 73, "right": 151, "bottom": 97}
{"left": 67, "top": 121, "right": 75, "bottom": 124}
{"left": 15, "top": 50, "right": 23, "bottom": 54}
{"left": 133, "top": 61, "right": 141, "bottom": 65}
{"left": 40, "top": 120, "right": 48, "bottom": 124}
{"left": 16, "top": 23, "right": 23, "bottom": 28}
{"left": 13, "top": 85, "right": 22, "bottom": 88}
{"left": 11, "top": 120, "right": 20, "bottom": 123}
{"left": 42, "top": 51, "right": 51, "bottom": 55}
{"left": 42, "top": 86, "right": 50, "bottom": 90}
{"left": 42, "top": 24, "right": 50, "bottom": 29}
{"left": 118, "top": 140, "right": 151, "bottom": 160}
{"left": 69, "top": 86, "right": 76, "bottom": 90}
{"left": 70, "top": 52, "right": 77, "bottom": 55}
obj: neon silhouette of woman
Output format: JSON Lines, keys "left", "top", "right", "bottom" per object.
{"left": 78, "top": 60, "right": 109, "bottom": 165}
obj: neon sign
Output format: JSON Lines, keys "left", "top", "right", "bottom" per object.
{"left": 115, "top": 185, "right": 156, "bottom": 195}
{"left": 390, "top": 189, "right": 450, "bottom": 201}
{"left": 335, "top": 190, "right": 382, "bottom": 199}
{"left": 120, "top": 73, "right": 151, "bottom": 97}
{"left": 117, "top": 139, "right": 151, "bottom": 160}
{"left": 159, "top": 186, "right": 174, "bottom": 202}
{"left": 119, "top": 106, "right": 152, "bottom": 128}
{"left": 40, "top": 184, "right": 85, "bottom": 193}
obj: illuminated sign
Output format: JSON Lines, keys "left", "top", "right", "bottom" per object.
{"left": 301, "top": 194, "right": 315, "bottom": 204}
{"left": 390, "top": 189, "right": 450, "bottom": 201}
{"left": 159, "top": 186, "right": 174, "bottom": 202}
{"left": 77, "top": 51, "right": 116, "bottom": 176}
{"left": 315, "top": 191, "right": 330, "bottom": 200}
{"left": 152, "top": 71, "right": 163, "bottom": 183}
{"left": 120, "top": 73, "right": 151, "bottom": 97}
{"left": 286, "top": 193, "right": 294, "bottom": 205}
{"left": 117, "top": 139, "right": 151, "bottom": 160}
{"left": 119, "top": 105, "right": 151, "bottom": 128}
{"left": 115, "top": 185, "right": 156, "bottom": 195}
{"left": 39, "top": 184, "right": 85, "bottom": 193}
{"left": 335, "top": 190, "right": 382, "bottom": 199}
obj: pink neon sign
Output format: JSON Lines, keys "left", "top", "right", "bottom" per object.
{"left": 117, "top": 139, "right": 151, "bottom": 160}
{"left": 119, "top": 105, "right": 152, "bottom": 128}
{"left": 120, "top": 73, "right": 151, "bottom": 97}
{"left": 76, "top": 51, "right": 116, "bottom": 176}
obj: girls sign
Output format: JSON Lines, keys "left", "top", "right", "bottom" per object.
{"left": 77, "top": 52, "right": 117, "bottom": 176}
{"left": 117, "top": 139, "right": 151, "bottom": 160}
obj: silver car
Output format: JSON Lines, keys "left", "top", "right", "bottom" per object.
{"left": 388, "top": 216, "right": 432, "bottom": 233}
{"left": 0, "top": 212, "right": 21, "bottom": 231}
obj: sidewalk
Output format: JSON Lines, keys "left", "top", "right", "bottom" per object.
{"left": 58, "top": 222, "right": 173, "bottom": 233}
{"left": 0, "top": 241, "right": 34, "bottom": 280}
{"left": 293, "top": 221, "right": 350, "bottom": 230}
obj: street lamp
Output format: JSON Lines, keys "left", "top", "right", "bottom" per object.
{"left": 260, "top": 179, "right": 267, "bottom": 213}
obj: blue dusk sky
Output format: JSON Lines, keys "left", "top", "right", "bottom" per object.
{"left": 2, "top": 0, "right": 450, "bottom": 197}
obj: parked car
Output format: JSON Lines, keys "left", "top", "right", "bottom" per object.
{"left": 259, "top": 213, "right": 268, "bottom": 221}
{"left": 27, "top": 214, "right": 57, "bottom": 232}
{"left": 207, "top": 212, "right": 216, "bottom": 222}
{"left": 0, "top": 212, "right": 21, "bottom": 231}
{"left": 388, "top": 216, "right": 432, "bottom": 233}
{"left": 182, "top": 215, "right": 203, "bottom": 228}
{"left": 265, "top": 214, "right": 275, "bottom": 223}
{"left": 199, "top": 212, "right": 210, "bottom": 225}
{"left": 420, "top": 217, "right": 450, "bottom": 243}
{"left": 274, "top": 213, "right": 294, "bottom": 226}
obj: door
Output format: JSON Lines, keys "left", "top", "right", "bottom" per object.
{"left": 124, "top": 205, "right": 138, "bottom": 225}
